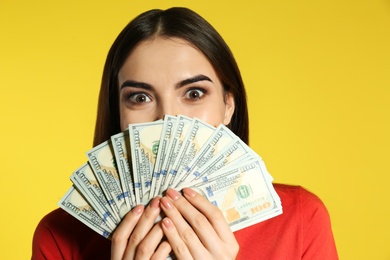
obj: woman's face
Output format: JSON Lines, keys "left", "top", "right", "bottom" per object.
{"left": 118, "top": 37, "right": 235, "bottom": 131}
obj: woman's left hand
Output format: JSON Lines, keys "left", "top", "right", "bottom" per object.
{"left": 160, "top": 188, "right": 239, "bottom": 259}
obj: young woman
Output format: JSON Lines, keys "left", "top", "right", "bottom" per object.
{"left": 32, "top": 7, "right": 338, "bottom": 259}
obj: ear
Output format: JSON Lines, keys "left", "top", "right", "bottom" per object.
{"left": 223, "top": 92, "right": 235, "bottom": 125}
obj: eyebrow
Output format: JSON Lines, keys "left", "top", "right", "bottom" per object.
{"left": 120, "top": 74, "right": 213, "bottom": 90}
{"left": 177, "top": 74, "right": 213, "bottom": 88}
{"left": 120, "top": 80, "right": 153, "bottom": 90}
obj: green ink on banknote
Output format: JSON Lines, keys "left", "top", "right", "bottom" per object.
{"left": 237, "top": 185, "right": 250, "bottom": 199}
{"left": 152, "top": 141, "right": 159, "bottom": 155}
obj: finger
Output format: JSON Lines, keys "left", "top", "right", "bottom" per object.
{"left": 151, "top": 240, "right": 173, "bottom": 260}
{"left": 123, "top": 196, "right": 161, "bottom": 260}
{"left": 160, "top": 196, "right": 208, "bottom": 258}
{"left": 161, "top": 217, "right": 194, "bottom": 260}
{"left": 135, "top": 221, "right": 164, "bottom": 260}
{"left": 165, "top": 188, "right": 222, "bottom": 250}
{"left": 182, "top": 187, "right": 236, "bottom": 245}
{"left": 111, "top": 205, "right": 144, "bottom": 260}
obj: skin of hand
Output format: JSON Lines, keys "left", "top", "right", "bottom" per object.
{"left": 110, "top": 197, "right": 172, "bottom": 260}
{"left": 110, "top": 188, "right": 239, "bottom": 259}
{"left": 160, "top": 188, "right": 239, "bottom": 259}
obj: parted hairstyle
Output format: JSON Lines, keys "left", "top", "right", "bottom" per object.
{"left": 93, "top": 7, "right": 249, "bottom": 146}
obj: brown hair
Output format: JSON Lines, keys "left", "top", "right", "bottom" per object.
{"left": 93, "top": 7, "right": 249, "bottom": 146}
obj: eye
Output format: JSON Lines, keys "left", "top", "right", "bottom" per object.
{"left": 184, "top": 88, "right": 206, "bottom": 100}
{"left": 129, "top": 93, "right": 151, "bottom": 104}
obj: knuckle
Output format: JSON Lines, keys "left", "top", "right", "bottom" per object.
{"left": 192, "top": 213, "right": 209, "bottom": 228}
{"left": 231, "top": 241, "right": 239, "bottom": 255}
{"left": 136, "top": 242, "right": 151, "bottom": 257}
{"left": 223, "top": 241, "right": 239, "bottom": 259}
{"left": 181, "top": 227, "right": 196, "bottom": 243}
{"left": 110, "top": 232, "right": 124, "bottom": 245}
{"left": 209, "top": 207, "right": 224, "bottom": 221}
{"left": 128, "top": 232, "right": 142, "bottom": 246}
{"left": 173, "top": 242, "right": 188, "bottom": 256}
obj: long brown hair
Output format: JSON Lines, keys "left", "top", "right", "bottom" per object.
{"left": 93, "top": 7, "right": 249, "bottom": 146}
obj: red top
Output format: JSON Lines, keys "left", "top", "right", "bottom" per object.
{"left": 32, "top": 184, "right": 338, "bottom": 259}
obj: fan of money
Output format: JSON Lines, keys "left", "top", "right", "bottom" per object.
{"left": 58, "top": 115, "right": 283, "bottom": 238}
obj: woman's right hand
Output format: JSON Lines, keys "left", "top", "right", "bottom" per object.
{"left": 110, "top": 196, "right": 172, "bottom": 260}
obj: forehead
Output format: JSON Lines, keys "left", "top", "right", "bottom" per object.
{"left": 118, "top": 37, "right": 219, "bottom": 82}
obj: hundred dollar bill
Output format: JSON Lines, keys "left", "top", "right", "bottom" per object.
{"left": 171, "top": 124, "right": 237, "bottom": 188}
{"left": 71, "top": 162, "right": 118, "bottom": 228}
{"left": 231, "top": 202, "right": 283, "bottom": 231}
{"left": 58, "top": 186, "right": 112, "bottom": 238}
{"left": 177, "top": 138, "right": 258, "bottom": 188}
{"left": 157, "top": 115, "right": 192, "bottom": 195}
{"left": 230, "top": 158, "right": 282, "bottom": 230}
{"left": 111, "top": 131, "right": 136, "bottom": 208}
{"left": 86, "top": 140, "right": 128, "bottom": 219}
{"left": 163, "top": 118, "right": 215, "bottom": 190}
{"left": 187, "top": 158, "right": 282, "bottom": 232}
{"left": 149, "top": 115, "right": 177, "bottom": 199}
{"left": 129, "top": 120, "right": 163, "bottom": 204}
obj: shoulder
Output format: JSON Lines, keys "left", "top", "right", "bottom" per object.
{"left": 32, "top": 208, "right": 111, "bottom": 260}
{"left": 274, "top": 183, "right": 327, "bottom": 214}
{"left": 33, "top": 208, "right": 87, "bottom": 244}
{"left": 35, "top": 207, "right": 81, "bottom": 232}
{"left": 274, "top": 183, "right": 335, "bottom": 239}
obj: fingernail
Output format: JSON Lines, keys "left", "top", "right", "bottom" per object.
{"left": 149, "top": 196, "right": 161, "bottom": 209}
{"left": 183, "top": 188, "right": 196, "bottom": 198}
{"left": 132, "top": 205, "right": 144, "bottom": 215}
{"left": 160, "top": 197, "right": 173, "bottom": 209}
{"left": 162, "top": 217, "right": 172, "bottom": 228}
{"left": 166, "top": 188, "right": 180, "bottom": 201}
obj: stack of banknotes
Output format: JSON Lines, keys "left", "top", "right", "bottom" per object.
{"left": 58, "top": 115, "right": 283, "bottom": 239}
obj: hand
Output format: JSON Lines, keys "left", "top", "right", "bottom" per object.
{"left": 110, "top": 197, "right": 172, "bottom": 260}
{"left": 160, "top": 188, "right": 239, "bottom": 259}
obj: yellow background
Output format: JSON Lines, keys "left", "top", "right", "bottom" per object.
{"left": 1, "top": 0, "right": 389, "bottom": 259}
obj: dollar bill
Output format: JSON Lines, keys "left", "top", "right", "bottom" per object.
{"left": 149, "top": 115, "right": 177, "bottom": 199}
{"left": 171, "top": 124, "right": 237, "bottom": 188}
{"left": 70, "top": 162, "right": 118, "bottom": 228}
{"left": 86, "top": 140, "right": 128, "bottom": 219}
{"left": 58, "top": 186, "right": 112, "bottom": 238}
{"left": 162, "top": 118, "right": 215, "bottom": 191}
{"left": 187, "top": 158, "right": 282, "bottom": 232}
{"left": 157, "top": 115, "right": 192, "bottom": 195}
{"left": 177, "top": 138, "right": 258, "bottom": 189}
{"left": 129, "top": 120, "right": 163, "bottom": 204}
{"left": 60, "top": 114, "right": 283, "bottom": 240}
{"left": 111, "top": 131, "right": 136, "bottom": 208}
{"left": 231, "top": 203, "right": 283, "bottom": 231}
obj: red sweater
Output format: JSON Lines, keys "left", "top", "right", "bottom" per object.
{"left": 32, "top": 184, "right": 338, "bottom": 259}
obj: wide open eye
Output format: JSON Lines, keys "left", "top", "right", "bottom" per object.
{"left": 184, "top": 88, "right": 206, "bottom": 100}
{"left": 129, "top": 93, "right": 152, "bottom": 104}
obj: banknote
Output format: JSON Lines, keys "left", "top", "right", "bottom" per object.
{"left": 59, "top": 114, "right": 283, "bottom": 241}
{"left": 70, "top": 163, "right": 118, "bottom": 228}
{"left": 58, "top": 186, "right": 112, "bottom": 238}
{"left": 86, "top": 140, "right": 128, "bottom": 219}
{"left": 231, "top": 202, "right": 283, "bottom": 231}
{"left": 149, "top": 115, "right": 177, "bottom": 199}
{"left": 187, "top": 158, "right": 282, "bottom": 232}
{"left": 157, "top": 115, "right": 192, "bottom": 195}
{"left": 162, "top": 118, "right": 215, "bottom": 191}
{"left": 129, "top": 120, "right": 163, "bottom": 204}
{"left": 177, "top": 138, "right": 258, "bottom": 188}
{"left": 111, "top": 131, "right": 136, "bottom": 209}
{"left": 171, "top": 124, "right": 238, "bottom": 188}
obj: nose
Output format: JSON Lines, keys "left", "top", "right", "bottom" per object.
{"left": 154, "top": 100, "right": 180, "bottom": 121}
